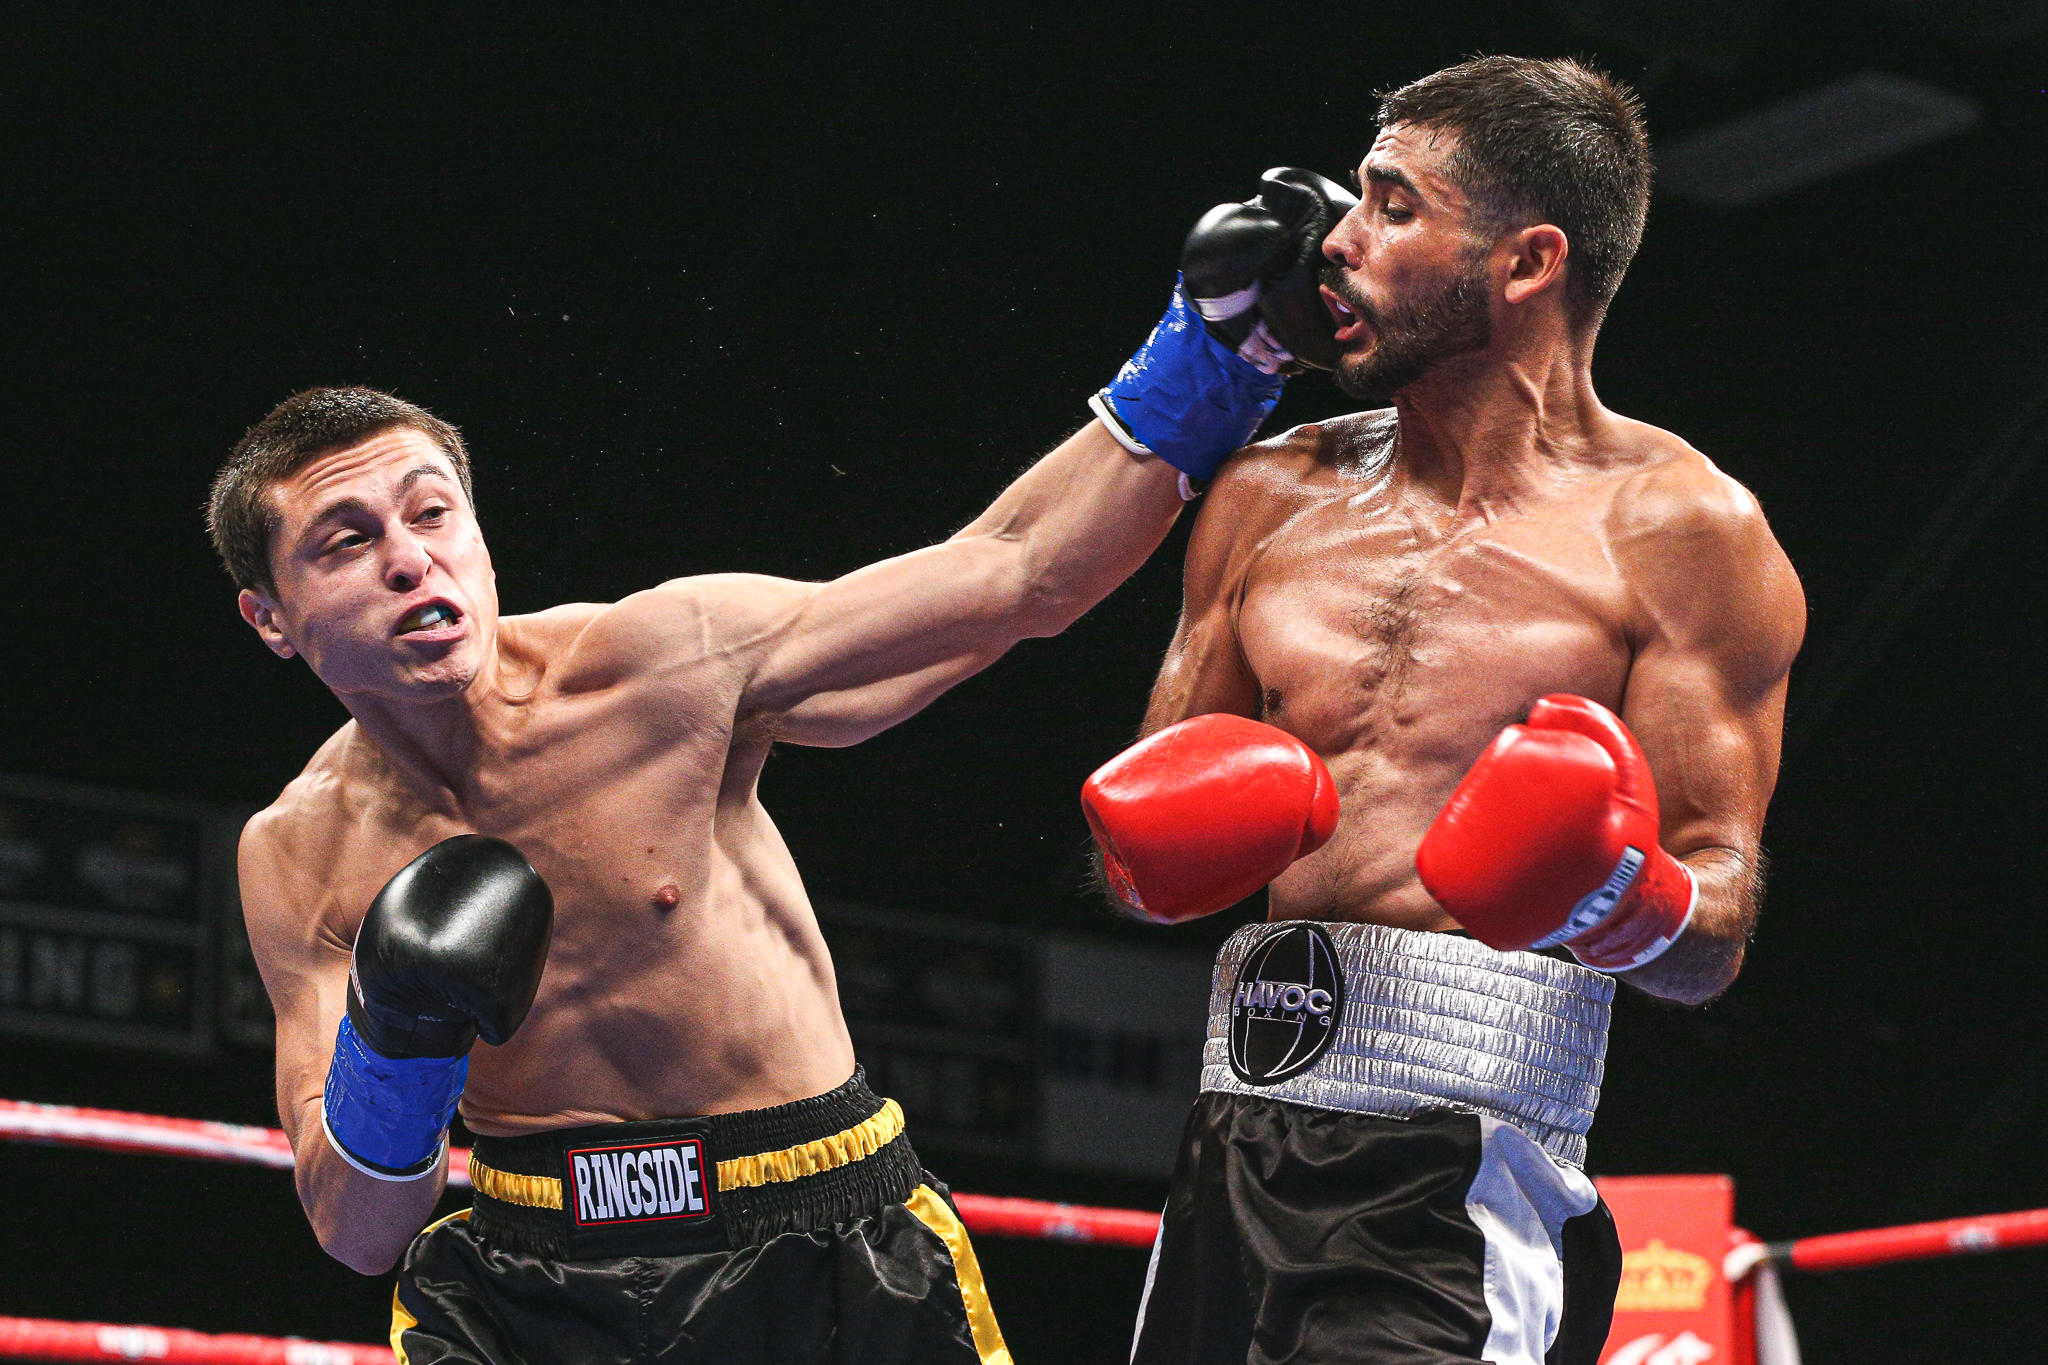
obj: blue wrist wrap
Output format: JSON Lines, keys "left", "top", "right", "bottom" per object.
{"left": 1091, "top": 277, "right": 1285, "bottom": 481}
{"left": 321, "top": 1013, "right": 468, "bottom": 1178}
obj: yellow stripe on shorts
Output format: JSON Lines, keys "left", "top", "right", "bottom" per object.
{"left": 906, "top": 1184, "right": 1013, "bottom": 1365}
{"left": 390, "top": 1208, "right": 470, "bottom": 1365}
{"left": 390, "top": 1286, "right": 416, "bottom": 1365}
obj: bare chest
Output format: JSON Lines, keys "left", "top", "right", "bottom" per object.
{"left": 321, "top": 684, "right": 747, "bottom": 956}
{"left": 1236, "top": 496, "right": 1635, "bottom": 768}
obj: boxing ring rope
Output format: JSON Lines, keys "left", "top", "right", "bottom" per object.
{"left": 0, "top": 1098, "right": 1162, "bottom": 1248}
{"left": 7, "top": 1097, "right": 2048, "bottom": 1363}
{"left": 0, "top": 1317, "right": 388, "bottom": 1365}
{"left": 1754, "top": 1206, "right": 2048, "bottom": 1274}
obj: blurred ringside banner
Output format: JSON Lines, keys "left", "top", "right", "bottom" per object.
{"left": 0, "top": 773, "right": 1211, "bottom": 1178}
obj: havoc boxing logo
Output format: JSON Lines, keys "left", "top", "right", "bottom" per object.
{"left": 566, "top": 1139, "right": 711, "bottom": 1226}
{"left": 1227, "top": 923, "right": 1345, "bottom": 1085}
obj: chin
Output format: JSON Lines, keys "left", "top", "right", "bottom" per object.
{"left": 371, "top": 649, "right": 484, "bottom": 704}
{"left": 403, "top": 662, "right": 482, "bottom": 700}
{"left": 1332, "top": 356, "right": 1393, "bottom": 404}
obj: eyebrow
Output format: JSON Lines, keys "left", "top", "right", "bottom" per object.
{"left": 294, "top": 465, "right": 456, "bottom": 551}
{"left": 1365, "top": 164, "right": 1423, "bottom": 199}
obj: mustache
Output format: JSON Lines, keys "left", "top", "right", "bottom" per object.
{"left": 1320, "top": 264, "right": 1382, "bottom": 332}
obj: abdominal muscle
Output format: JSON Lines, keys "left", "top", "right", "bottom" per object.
{"left": 1263, "top": 749, "right": 1465, "bottom": 933}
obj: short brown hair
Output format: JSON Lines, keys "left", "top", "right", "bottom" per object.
{"left": 206, "top": 387, "right": 473, "bottom": 594}
{"left": 1377, "top": 56, "right": 1652, "bottom": 328}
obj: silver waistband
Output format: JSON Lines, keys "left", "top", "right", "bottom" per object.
{"left": 1201, "top": 922, "right": 1615, "bottom": 1166}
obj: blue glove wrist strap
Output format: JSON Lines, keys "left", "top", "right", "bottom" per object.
{"left": 321, "top": 1013, "right": 467, "bottom": 1180}
{"left": 1093, "top": 277, "right": 1285, "bottom": 481}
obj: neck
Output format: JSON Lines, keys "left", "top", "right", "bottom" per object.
{"left": 338, "top": 646, "right": 507, "bottom": 812}
{"left": 1389, "top": 320, "right": 1606, "bottom": 512}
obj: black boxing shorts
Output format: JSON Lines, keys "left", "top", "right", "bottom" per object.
{"left": 389, "top": 1069, "right": 1008, "bottom": 1365}
{"left": 1129, "top": 921, "right": 1623, "bottom": 1365}
{"left": 1130, "top": 1098, "right": 1621, "bottom": 1365}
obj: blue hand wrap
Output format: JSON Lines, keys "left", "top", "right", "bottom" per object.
{"left": 1090, "top": 277, "right": 1285, "bottom": 482}
{"left": 321, "top": 1013, "right": 467, "bottom": 1180}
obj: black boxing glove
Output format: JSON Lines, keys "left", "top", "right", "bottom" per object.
{"left": 1181, "top": 167, "right": 1360, "bottom": 374}
{"left": 320, "top": 836, "right": 552, "bottom": 1179}
{"left": 347, "top": 834, "right": 554, "bottom": 1058}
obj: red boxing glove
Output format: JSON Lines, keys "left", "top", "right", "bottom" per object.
{"left": 1415, "top": 695, "right": 1697, "bottom": 971}
{"left": 1082, "top": 714, "right": 1340, "bottom": 924}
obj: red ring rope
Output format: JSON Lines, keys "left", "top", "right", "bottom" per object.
{"left": 0, "top": 1315, "right": 391, "bottom": 1364}
{"left": 0, "top": 1099, "right": 1162, "bottom": 1248}
{"left": 1772, "top": 1205, "right": 2048, "bottom": 1273}
{"left": 12, "top": 1097, "right": 2048, "bottom": 1270}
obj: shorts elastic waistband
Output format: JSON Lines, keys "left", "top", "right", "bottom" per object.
{"left": 1200, "top": 922, "right": 1614, "bottom": 1166}
{"left": 464, "top": 1067, "right": 922, "bottom": 1258}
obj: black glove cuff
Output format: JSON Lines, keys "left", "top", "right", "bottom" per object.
{"left": 346, "top": 976, "right": 477, "bottom": 1061}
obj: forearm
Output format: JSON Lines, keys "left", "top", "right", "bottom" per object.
{"left": 1616, "top": 846, "right": 1757, "bottom": 1005}
{"left": 949, "top": 421, "right": 1186, "bottom": 638}
{"left": 292, "top": 1098, "right": 447, "bottom": 1273}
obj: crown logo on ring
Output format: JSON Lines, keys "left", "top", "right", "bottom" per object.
{"left": 1613, "top": 1239, "right": 1714, "bottom": 1312}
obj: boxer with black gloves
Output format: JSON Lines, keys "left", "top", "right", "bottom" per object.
{"left": 214, "top": 164, "right": 1299, "bottom": 1357}
{"left": 1087, "top": 58, "right": 1804, "bottom": 1365}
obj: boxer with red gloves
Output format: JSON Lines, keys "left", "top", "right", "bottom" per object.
{"left": 1094, "top": 58, "right": 1806, "bottom": 1365}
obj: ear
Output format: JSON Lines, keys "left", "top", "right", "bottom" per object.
{"left": 1502, "top": 224, "right": 1569, "bottom": 306}
{"left": 238, "top": 588, "right": 298, "bottom": 660}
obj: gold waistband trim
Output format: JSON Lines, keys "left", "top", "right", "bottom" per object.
{"left": 465, "top": 1097, "right": 907, "bottom": 1211}
{"left": 467, "top": 1156, "right": 565, "bottom": 1210}
{"left": 716, "top": 1098, "right": 904, "bottom": 1191}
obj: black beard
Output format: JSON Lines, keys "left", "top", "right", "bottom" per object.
{"left": 1325, "top": 256, "right": 1492, "bottom": 402}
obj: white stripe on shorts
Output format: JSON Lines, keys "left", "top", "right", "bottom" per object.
{"left": 1466, "top": 1115, "right": 1599, "bottom": 1364}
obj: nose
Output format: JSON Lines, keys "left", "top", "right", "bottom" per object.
{"left": 1323, "top": 208, "right": 1364, "bottom": 270}
{"left": 383, "top": 528, "right": 434, "bottom": 594}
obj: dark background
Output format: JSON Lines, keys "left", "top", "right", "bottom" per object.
{"left": 4, "top": 1, "right": 2045, "bottom": 1360}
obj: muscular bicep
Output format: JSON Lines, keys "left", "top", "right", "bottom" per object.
{"left": 1142, "top": 599, "right": 1261, "bottom": 735}
{"left": 747, "top": 538, "right": 1038, "bottom": 726}
{"left": 592, "top": 425, "right": 1180, "bottom": 747}
{"left": 239, "top": 825, "right": 353, "bottom": 1144}
{"left": 725, "top": 425, "right": 1178, "bottom": 745}
{"left": 1621, "top": 642, "right": 1788, "bottom": 859}
{"left": 1617, "top": 478, "right": 1806, "bottom": 860}
{"left": 577, "top": 564, "right": 1011, "bottom": 750}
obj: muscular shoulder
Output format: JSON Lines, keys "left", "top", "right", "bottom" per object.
{"left": 1601, "top": 423, "right": 1761, "bottom": 545}
{"left": 1190, "top": 410, "right": 1395, "bottom": 576}
{"left": 1602, "top": 424, "right": 1806, "bottom": 694}
{"left": 553, "top": 573, "right": 816, "bottom": 693}
{"left": 238, "top": 728, "right": 374, "bottom": 954}
{"left": 1208, "top": 410, "right": 1391, "bottom": 511}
